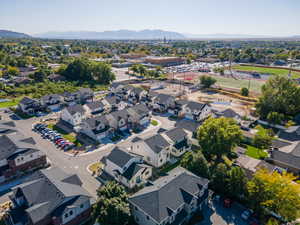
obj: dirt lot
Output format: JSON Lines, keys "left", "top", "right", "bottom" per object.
{"left": 187, "top": 90, "right": 252, "bottom": 116}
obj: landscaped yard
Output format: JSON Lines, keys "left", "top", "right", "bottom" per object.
{"left": 88, "top": 162, "right": 103, "bottom": 174}
{"left": 232, "top": 65, "right": 300, "bottom": 78}
{"left": 151, "top": 119, "right": 159, "bottom": 126}
{"left": 245, "top": 145, "right": 268, "bottom": 159}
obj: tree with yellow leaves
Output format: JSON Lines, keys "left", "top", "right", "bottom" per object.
{"left": 247, "top": 169, "right": 300, "bottom": 222}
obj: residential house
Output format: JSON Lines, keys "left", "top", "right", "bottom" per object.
{"left": 267, "top": 141, "right": 300, "bottom": 175}
{"left": 8, "top": 167, "right": 92, "bottom": 225}
{"left": 74, "top": 88, "right": 94, "bottom": 104}
{"left": 80, "top": 115, "right": 111, "bottom": 141}
{"left": 107, "top": 109, "right": 131, "bottom": 132}
{"left": 127, "top": 104, "right": 151, "bottom": 130}
{"left": 130, "top": 134, "right": 171, "bottom": 168}
{"left": 83, "top": 101, "right": 105, "bottom": 116}
{"left": 129, "top": 167, "right": 209, "bottom": 225}
{"left": 181, "top": 101, "right": 211, "bottom": 121}
{"left": 0, "top": 133, "right": 47, "bottom": 184}
{"left": 48, "top": 73, "right": 66, "bottom": 82}
{"left": 235, "top": 153, "right": 279, "bottom": 178}
{"left": 41, "top": 94, "right": 63, "bottom": 112}
{"left": 61, "top": 91, "right": 78, "bottom": 106}
{"left": 18, "top": 97, "right": 41, "bottom": 115}
{"left": 0, "top": 121, "right": 17, "bottom": 135}
{"left": 162, "top": 128, "right": 191, "bottom": 157}
{"left": 214, "top": 108, "right": 242, "bottom": 123}
{"left": 101, "top": 147, "right": 152, "bottom": 189}
{"left": 61, "top": 104, "right": 87, "bottom": 128}
{"left": 151, "top": 93, "right": 175, "bottom": 112}
{"left": 127, "top": 87, "right": 147, "bottom": 104}
{"left": 175, "top": 119, "right": 201, "bottom": 138}
{"left": 102, "top": 95, "right": 121, "bottom": 112}
{"left": 278, "top": 126, "right": 300, "bottom": 142}
{"left": 168, "top": 100, "right": 188, "bottom": 117}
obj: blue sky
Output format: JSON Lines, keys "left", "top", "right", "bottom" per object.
{"left": 0, "top": 0, "right": 299, "bottom": 36}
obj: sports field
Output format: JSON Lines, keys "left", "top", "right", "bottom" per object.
{"left": 213, "top": 76, "right": 264, "bottom": 93}
{"left": 232, "top": 65, "right": 300, "bottom": 78}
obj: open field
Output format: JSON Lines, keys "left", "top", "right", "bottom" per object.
{"left": 232, "top": 65, "right": 300, "bottom": 78}
{"left": 213, "top": 75, "right": 264, "bottom": 93}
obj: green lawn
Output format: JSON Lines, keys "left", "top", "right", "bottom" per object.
{"left": 213, "top": 76, "right": 264, "bottom": 93}
{"left": 160, "top": 160, "right": 181, "bottom": 174}
{"left": 245, "top": 145, "right": 268, "bottom": 159}
{"left": 233, "top": 65, "right": 300, "bottom": 78}
{"left": 0, "top": 99, "right": 19, "bottom": 108}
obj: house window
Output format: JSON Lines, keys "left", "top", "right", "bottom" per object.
{"left": 146, "top": 216, "right": 150, "bottom": 220}
{"left": 64, "top": 213, "right": 68, "bottom": 218}
{"left": 69, "top": 210, "right": 73, "bottom": 216}
{"left": 135, "top": 206, "right": 138, "bottom": 211}
{"left": 80, "top": 204, "right": 84, "bottom": 208}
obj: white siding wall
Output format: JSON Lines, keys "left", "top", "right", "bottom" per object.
{"left": 14, "top": 151, "right": 43, "bottom": 167}
{"left": 131, "top": 206, "right": 158, "bottom": 225}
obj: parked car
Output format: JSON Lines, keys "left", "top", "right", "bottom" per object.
{"left": 241, "top": 210, "right": 253, "bottom": 220}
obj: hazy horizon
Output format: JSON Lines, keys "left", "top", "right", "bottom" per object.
{"left": 1, "top": 0, "right": 300, "bottom": 36}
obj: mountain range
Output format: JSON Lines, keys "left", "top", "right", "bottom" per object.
{"left": 1, "top": 29, "right": 300, "bottom": 40}
{"left": 34, "top": 29, "right": 185, "bottom": 40}
{"left": 0, "top": 30, "right": 31, "bottom": 38}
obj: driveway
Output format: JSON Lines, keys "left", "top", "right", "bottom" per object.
{"left": 200, "top": 201, "right": 248, "bottom": 225}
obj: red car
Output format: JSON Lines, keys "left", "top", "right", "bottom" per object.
{"left": 223, "top": 198, "right": 232, "bottom": 208}
{"left": 55, "top": 139, "right": 64, "bottom": 144}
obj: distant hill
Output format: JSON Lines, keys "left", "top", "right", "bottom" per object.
{"left": 0, "top": 30, "right": 31, "bottom": 38}
{"left": 35, "top": 29, "right": 185, "bottom": 40}
{"left": 184, "top": 33, "right": 273, "bottom": 39}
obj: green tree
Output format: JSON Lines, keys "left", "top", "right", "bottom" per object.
{"left": 200, "top": 75, "right": 217, "bottom": 88}
{"left": 91, "top": 62, "right": 115, "bottom": 84}
{"left": 4, "top": 66, "right": 19, "bottom": 77}
{"left": 226, "top": 167, "right": 247, "bottom": 198}
{"left": 266, "top": 111, "right": 285, "bottom": 125}
{"left": 62, "top": 58, "right": 92, "bottom": 81}
{"left": 241, "top": 87, "right": 249, "bottom": 96}
{"left": 247, "top": 169, "right": 300, "bottom": 222}
{"left": 256, "top": 76, "right": 300, "bottom": 120}
{"left": 253, "top": 125, "right": 274, "bottom": 149}
{"left": 93, "top": 181, "right": 131, "bottom": 225}
{"left": 211, "top": 163, "right": 228, "bottom": 193}
{"left": 197, "top": 117, "right": 242, "bottom": 160}
{"left": 181, "top": 151, "right": 210, "bottom": 178}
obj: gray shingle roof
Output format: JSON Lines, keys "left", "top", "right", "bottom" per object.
{"left": 106, "top": 147, "right": 134, "bottom": 168}
{"left": 0, "top": 134, "right": 37, "bottom": 160}
{"left": 85, "top": 101, "right": 104, "bottom": 111}
{"left": 19, "top": 97, "right": 37, "bottom": 105}
{"left": 154, "top": 93, "right": 174, "bottom": 104}
{"left": 185, "top": 101, "right": 205, "bottom": 111}
{"left": 144, "top": 134, "right": 170, "bottom": 153}
{"left": 129, "top": 167, "right": 209, "bottom": 224}
{"left": 84, "top": 115, "right": 109, "bottom": 129}
{"left": 66, "top": 104, "right": 86, "bottom": 116}
{"left": 122, "top": 163, "right": 146, "bottom": 180}
{"left": 175, "top": 119, "right": 201, "bottom": 133}
{"left": 269, "top": 149, "right": 300, "bottom": 170}
{"left": 165, "top": 128, "right": 187, "bottom": 143}
{"left": 216, "top": 108, "right": 241, "bottom": 119}
{"left": 11, "top": 167, "right": 91, "bottom": 224}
